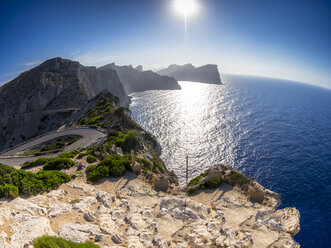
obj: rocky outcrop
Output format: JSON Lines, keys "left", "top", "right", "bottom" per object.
{"left": 157, "top": 63, "right": 222, "bottom": 84}
{"left": 99, "top": 63, "right": 181, "bottom": 93}
{"left": 0, "top": 169, "right": 300, "bottom": 247}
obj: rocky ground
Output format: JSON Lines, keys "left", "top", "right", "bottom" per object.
{"left": 0, "top": 162, "right": 300, "bottom": 248}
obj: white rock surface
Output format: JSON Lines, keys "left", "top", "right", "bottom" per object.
{"left": 10, "top": 216, "right": 54, "bottom": 248}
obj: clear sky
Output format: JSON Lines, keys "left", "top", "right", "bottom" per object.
{"left": 0, "top": 0, "right": 330, "bottom": 89}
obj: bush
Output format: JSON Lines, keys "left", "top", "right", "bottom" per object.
{"left": 107, "top": 130, "right": 138, "bottom": 153}
{"left": 188, "top": 171, "right": 208, "bottom": 186}
{"left": 229, "top": 172, "right": 250, "bottom": 185}
{"left": 86, "top": 155, "right": 97, "bottom": 164}
{"left": 205, "top": 177, "right": 221, "bottom": 188}
{"left": 21, "top": 158, "right": 49, "bottom": 169}
{"left": 33, "top": 235, "right": 100, "bottom": 248}
{"left": 77, "top": 153, "right": 86, "bottom": 159}
{"left": 57, "top": 150, "right": 79, "bottom": 159}
{"left": 0, "top": 163, "right": 71, "bottom": 198}
{"left": 86, "top": 154, "right": 130, "bottom": 182}
{"left": 144, "top": 132, "right": 157, "bottom": 147}
{"left": 0, "top": 184, "right": 18, "bottom": 198}
{"left": 43, "top": 158, "right": 75, "bottom": 171}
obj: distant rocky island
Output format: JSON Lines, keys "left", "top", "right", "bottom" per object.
{"left": 157, "top": 63, "right": 222, "bottom": 84}
{"left": 100, "top": 63, "right": 181, "bottom": 94}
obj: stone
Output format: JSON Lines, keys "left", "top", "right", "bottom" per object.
{"left": 99, "top": 214, "right": 118, "bottom": 235}
{"left": 58, "top": 223, "right": 101, "bottom": 243}
{"left": 153, "top": 175, "right": 169, "bottom": 191}
{"left": 11, "top": 216, "right": 54, "bottom": 248}
{"left": 48, "top": 203, "right": 72, "bottom": 218}
{"left": 274, "top": 207, "right": 301, "bottom": 236}
{"left": 97, "top": 191, "right": 115, "bottom": 208}
{"left": 72, "top": 202, "right": 89, "bottom": 213}
{"left": 111, "top": 234, "right": 122, "bottom": 244}
{"left": 0, "top": 206, "right": 10, "bottom": 225}
{"left": 84, "top": 212, "right": 95, "bottom": 222}
{"left": 14, "top": 198, "right": 47, "bottom": 215}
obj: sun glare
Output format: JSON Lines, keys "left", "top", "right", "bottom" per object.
{"left": 174, "top": 0, "right": 198, "bottom": 17}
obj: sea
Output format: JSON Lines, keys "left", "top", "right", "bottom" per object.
{"left": 129, "top": 75, "right": 331, "bottom": 247}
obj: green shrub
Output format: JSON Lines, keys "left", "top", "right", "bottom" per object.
{"left": 86, "top": 164, "right": 109, "bottom": 182}
{"left": 69, "top": 199, "right": 80, "bottom": 205}
{"left": 136, "top": 157, "right": 154, "bottom": 172}
{"left": 58, "top": 149, "right": 79, "bottom": 159}
{"left": 107, "top": 130, "right": 138, "bottom": 153}
{"left": 43, "top": 158, "right": 75, "bottom": 171}
{"left": 86, "top": 154, "right": 130, "bottom": 182}
{"left": 205, "top": 177, "right": 222, "bottom": 188}
{"left": 152, "top": 159, "right": 165, "bottom": 173}
{"left": 21, "top": 158, "right": 49, "bottom": 169}
{"left": 0, "top": 163, "right": 71, "bottom": 198}
{"left": 76, "top": 153, "right": 86, "bottom": 159}
{"left": 33, "top": 235, "right": 100, "bottom": 248}
{"left": 229, "top": 172, "right": 250, "bottom": 185}
{"left": 144, "top": 132, "right": 157, "bottom": 147}
{"left": 0, "top": 184, "right": 18, "bottom": 198}
{"left": 86, "top": 155, "right": 97, "bottom": 164}
{"left": 189, "top": 171, "right": 208, "bottom": 186}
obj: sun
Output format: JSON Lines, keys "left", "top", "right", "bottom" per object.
{"left": 174, "top": 0, "right": 198, "bottom": 17}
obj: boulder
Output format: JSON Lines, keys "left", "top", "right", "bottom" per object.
{"left": 11, "top": 216, "right": 54, "bottom": 248}
{"left": 153, "top": 175, "right": 169, "bottom": 191}
{"left": 48, "top": 203, "right": 72, "bottom": 218}
{"left": 58, "top": 223, "right": 101, "bottom": 243}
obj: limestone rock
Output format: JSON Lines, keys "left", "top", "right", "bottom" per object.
{"left": 58, "top": 223, "right": 101, "bottom": 243}
{"left": 274, "top": 207, "right": 301, "bottom": 236}
{"left": 11, "top": 216, "right": 54, "bottom": 248}
{"left": 49, "top": 203, "right": 72, "bottom": 217}
{"left": 14, "top": 198, "right": 47, "bottom": 215}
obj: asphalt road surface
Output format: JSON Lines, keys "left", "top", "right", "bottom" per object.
{"left": 0, "top": 127, "right": 107, "bottom": 167}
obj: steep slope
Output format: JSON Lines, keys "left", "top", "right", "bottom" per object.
{"left": 157, "top": 63, "right": 222, "bottom": 84}
{"left": 0, "top": 57, "right": 130, "bottom": 151}
{"left": 99, "top": 63, "right": 181, "bottom": 93}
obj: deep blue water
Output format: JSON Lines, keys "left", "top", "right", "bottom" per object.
{"left": 130, "top": 75, "right": 331, "bottom": 247}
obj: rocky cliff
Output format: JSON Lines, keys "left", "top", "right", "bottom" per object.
{"left": 0, "top": 58, "right": 130, "bottom": 151}
{"left": 99, "top": 63, "right": 181, "bottom": 94}
{"left": 157, "top": 63, "right": 222, "bottom": 84}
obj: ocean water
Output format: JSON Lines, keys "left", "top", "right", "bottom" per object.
{"left": 130, "top": 75, "right": 331, "bottom": 247}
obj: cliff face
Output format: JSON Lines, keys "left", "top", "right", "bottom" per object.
{"left": 157, "top": 63, "right": 222, "bottom": 84}
{"left": 99, "top": 63, "right": 181, "bottom": 94}
{"left": 0, "top": 57, "right": 130, "bottom": 151}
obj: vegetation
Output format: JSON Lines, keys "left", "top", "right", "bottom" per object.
{"left": 78, "top": 94, "right": 115, "bottom": 127}
{"left": 0, "top": 163, "right": 71, "bottom": 198}
{"left": 229, "top": 171, "right": 250, "bottom": 185}
{"left": 69, "top": 199, "right": 80, "bottom": 205}
{"left": 43, "top": 158, "right": 75, "bottom": 171}
{"left": 205, "top": 177, "right": 222, "bottom": 188}
{"left": 107, "top": 130, "right": 138, "bottom": 153}
{"left": 57, "top": 149, "right": 80, "bottom": 159}
{"left": 21, "top": 157, "right": 75, "bottom": 171}
{"left": 24, "top": 137, "right": 81, "bottom": 155}
{"left": 21, "top": 158, "right": 50, "bottom": 169}
{"left": 86, "top": 154, "right": 131, "bottom": 182}
{"left": 189, "top": 171, "right": 209, "bottom": 186}
{"left": 86, "top": 155, "right": 97, "bottom": 164}
{"left": 33, "top": 236, "right": 100, "bottom": 248}
{"left": 144, "top": 132, "right": 157, "bottom": 148}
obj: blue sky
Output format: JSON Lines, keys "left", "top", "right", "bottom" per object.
{"left": 0, "top": 0, "right": 331, "bottom": 89}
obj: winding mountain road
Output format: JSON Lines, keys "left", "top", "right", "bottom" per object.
{"left": 0, "top": 127, "right": 107, "bottom": 167}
